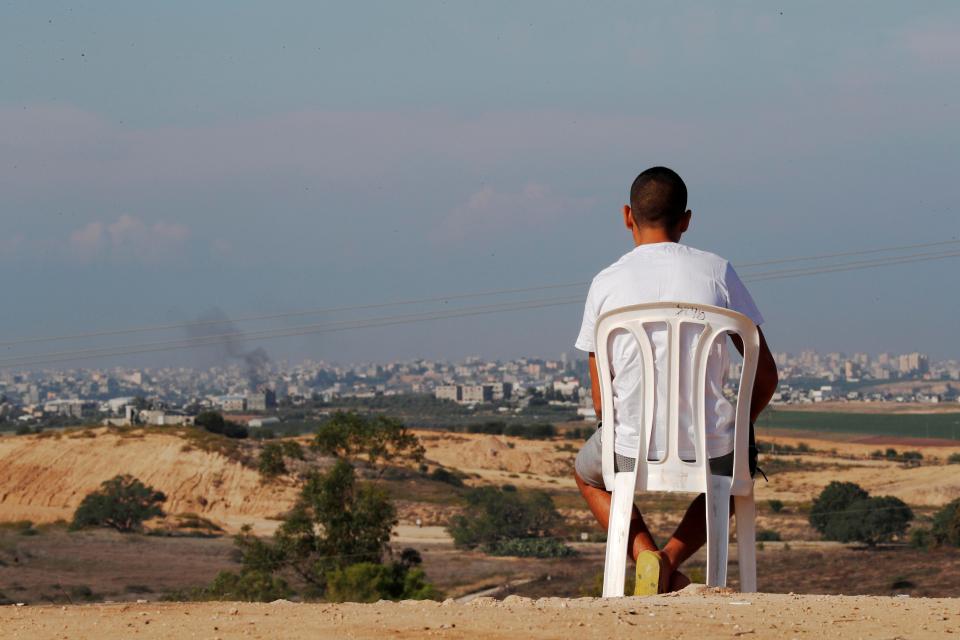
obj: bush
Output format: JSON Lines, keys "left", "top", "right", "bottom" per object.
{"left": 447, "top": 486, "right": 563, "bottom": 552}
{"left": 486, "top": 537, "right": 576, "bottom": 558}
{"left": 932, "top": 499, "right": 960, "bottom": 547}
{"left": 15, "top": 424, "right": 31, "bottom": 436}
{"left": 429, "top": 467, "right": 464, "bottom": 487}
{"left": 195, "top": 411, "right": 248, "bottom": 439}
{"left": 767, "top": 499, "right": 784, "bottom": 514}
{"left": 258, "top": 443, "right": 287, "bottom": 478}
{"left": 326, "top": 551, "right": 438, "bottom": 603}
{"left": 885, "top": 448, "right": 899, "bottom": 459}
{"left": 503, "top": 423, "right": 556, "bottom": 439}
{"left": 184, "top": 569, "right": 292, "bottom": 602}
{"left": 756, "top": 529, "right": 782, "bottom": 542}
{"left": 910, "top": 527, "right": 933, "bottom": 549}
{"left": 71, "top": 475, "right": 166, "bottom": 533}
{"left": 468, "top": 422, "right": 506, "bottom": 435}
{"left": 901, "top": 451, "right": 923, "bottom": 461}
{"left": 947, "top": 453, "right": 960, "bottom": 465}
{"left": 280, "top": 440, "right": 304, "bottom": 460}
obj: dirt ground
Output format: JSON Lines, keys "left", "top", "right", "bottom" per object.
{"left": 3, "top": 588, "right": 959, "bottom": 640}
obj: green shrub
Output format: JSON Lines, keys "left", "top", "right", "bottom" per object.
{"left": 756, "top": 529, "right": 782, "bottom": 542}
{"left": 767, "top": 499, "right": 784, "bottom": 514}
{"left": 180, "top": 569, "right": 292, "bottom": 602}
{"left": 447, "top": 486, "right": 562, "bottom": 552}
{"left": 258, "top": 443, "right": 287, "bottom": 478}
{"left": 885, "top": 448, "right": 899, "bottom": 459}
{"left": 910, "top": 527, "right": 933, "bottom": 549}
{"left": 947, "top": 453, "right": 960, "bottom": 465}
{"left": 326, "top": 552, "right": 438, "bottom": 603}
{"left": 195, "top": 411, "right": 249, "bottom": 439}
{"left": 932, "top": 499, "right": 960, "bottom": 547}
{"left": 486, "top": 537, "right": 576, "bottom": 558}
{"left": 70, "top": 475, "right": 166, "bottom": 533}
{"left": 901, "top": 451, "right": 923, "bottom": 461}
{"left": 280, "top": 440, "right": 304, "bottom": 460}
{"left": 429, "top": 467, "right": 464, "bottom": 487}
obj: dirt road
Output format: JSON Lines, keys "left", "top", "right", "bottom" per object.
{"left": 2, "top": 587, "right": 957, "bottom": 639}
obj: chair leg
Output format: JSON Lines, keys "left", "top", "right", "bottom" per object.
{"left": 602, "top": 473, "right": 636, "bottom": 597}
{"left": 705, "top": 477, "right": 732, "bottom": 588}
{"left": 734, "top": 493, "right": 757, "bottom": 593}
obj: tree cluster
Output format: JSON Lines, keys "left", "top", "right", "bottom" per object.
{"left": 809, "top": 481, "right": 913, "bottom": 547}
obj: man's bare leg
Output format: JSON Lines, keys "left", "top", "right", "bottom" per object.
{"left": 575, "top": 471, "right": 673, "bottom": 591}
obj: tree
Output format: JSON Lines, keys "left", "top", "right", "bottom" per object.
{"left": 448, "top": 486, "right": 564, "bottom": 553}
{"left": 810, "top": 482, "right": 913, "bottom": 547}
{"left": 312, "top": 411, "right": 424, "bottom": 467}
{"left": 809, "top": 481, "right": 868, "bottom": 535}
{"left": 205, "top": 418, "right": 435, "bottom": 602}
{"left": 230, "top": 459, "right": 399, "bottom": 597}
{"left": 932, "top": 499, "right": 960, "bottom": 547}
{"left": 71, "top": 475, "right": 166, "bottom": 533}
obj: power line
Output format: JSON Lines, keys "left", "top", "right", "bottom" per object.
{"left": 735, "top": 238, "right": 959, "bottom": 269}
{"left": 1, "top": 238, "right": 956, "bottom": 349}
{"left": 2, "top": 245, "right": 959, "bottom": 369}
{"left": 0, "top": 296, "right": 584, "bottom": 369}
{"left": 743, "top": 250, "right": 960, "bottom": 282}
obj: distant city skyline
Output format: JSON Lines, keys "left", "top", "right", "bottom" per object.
{"left": 2, "top": 2, "right": 959, "bottom": 364}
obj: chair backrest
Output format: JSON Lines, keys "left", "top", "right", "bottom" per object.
{"left": 595, "top": 302, "right": 759, "bottom": 496}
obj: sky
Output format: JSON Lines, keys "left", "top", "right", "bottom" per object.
{"left": 1, "top": 1, "right": 959, "bottom": 369}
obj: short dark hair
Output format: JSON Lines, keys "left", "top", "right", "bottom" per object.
{"left": 629, "top": 166, "right": 688, "bottom": 229}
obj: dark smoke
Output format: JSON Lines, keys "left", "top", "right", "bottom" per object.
{"left": 184, "top": 308, "right": 271, "bottom": 389}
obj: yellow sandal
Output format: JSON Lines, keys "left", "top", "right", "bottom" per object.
{"left": 634, "top": 550, "right": 663, "bottom": 596}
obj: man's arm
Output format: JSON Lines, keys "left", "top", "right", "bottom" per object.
{"left": 730, "top": 328, "right": 778, "bottom": 423}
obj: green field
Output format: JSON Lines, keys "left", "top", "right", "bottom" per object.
{"left": 760, "top": 409, "right": 960, "bottom": 441}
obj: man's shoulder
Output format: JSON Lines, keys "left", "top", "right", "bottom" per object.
{"left": 675, "top": 244, "right": 731, "bottom": 268}
{"left": 592, "top": 244, "right": 730, "bottom": 281}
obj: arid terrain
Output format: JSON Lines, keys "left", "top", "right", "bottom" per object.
{"left": 2, "top": 416, "right": 960, "bottom": 637}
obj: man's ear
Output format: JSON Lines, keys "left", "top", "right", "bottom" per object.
{"left": 677, "top": 209, "right": 692, "bottom": 234}
{"left": 623, "top": 205, "right": 634, "bottom": 231}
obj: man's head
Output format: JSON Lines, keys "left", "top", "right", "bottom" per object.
{"left": 623, "top": 166, "right": 691, "bottom": 243}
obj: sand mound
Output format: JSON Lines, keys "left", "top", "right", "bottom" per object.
{"left": 0, "top": 429, "right": 297, "bottom": 533}
{"left": 420, "top": 433, "right": 572, "bottom": 477}
{"left": 2, "top": 592, "right": 956, "bottom": 639}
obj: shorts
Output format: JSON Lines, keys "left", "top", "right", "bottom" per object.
{"left": 574, "top": 423, "right": 758, "bottom": 489}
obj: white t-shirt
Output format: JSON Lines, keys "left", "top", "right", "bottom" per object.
{"left": 575, "top": 242, "right": 763, "bottom": 460}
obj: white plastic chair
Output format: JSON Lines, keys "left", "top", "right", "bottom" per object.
{"left": 596, "top": 302, "right": 759, "bottom": 597}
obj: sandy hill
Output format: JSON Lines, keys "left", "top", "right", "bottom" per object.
{"left": 0, "top": 428, "right": 297, "bottom": 533}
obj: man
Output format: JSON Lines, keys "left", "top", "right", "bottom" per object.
{"left": 573, "top": 166, "right": 778, "bottom": 595}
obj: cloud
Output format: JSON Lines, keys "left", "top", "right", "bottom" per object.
{"left": 68, "top": 214, "right": 190, "bottom": 264}
{"left": 434, "top": 183, "right": 597, "bottom": 244}
{"left": 902, "top": 23, "right": 960, "bottom": 66}
{"left": 0, "top": 232, "right": 26, "bottom": 259}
